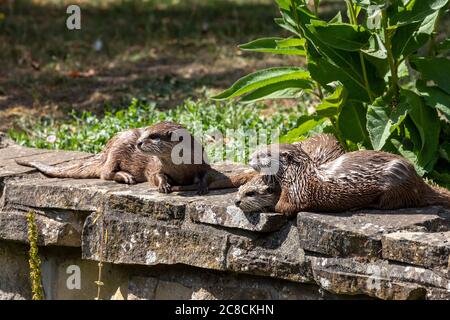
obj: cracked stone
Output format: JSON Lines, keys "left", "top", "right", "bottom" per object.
{"left": 382, "top": 231, "right": 450, "bottom": 270}
{"left": 297, "top": 207, "right": 450, "bottom": 258}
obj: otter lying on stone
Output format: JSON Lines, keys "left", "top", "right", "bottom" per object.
{"left": 16, "top": 121, "right": 257, "bottom": 195}
{"left": 236, "top": 134, "right": 345, "bottom": 213}
{"left": 245, "top": 142, "right": 450, "bottom": 216}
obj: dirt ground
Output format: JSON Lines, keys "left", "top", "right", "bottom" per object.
{"left": 0, "top": 0, "right": 304, "bottom": 132}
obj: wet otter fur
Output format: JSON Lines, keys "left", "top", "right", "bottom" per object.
{"left": 236, "top": 134, "right": 345, "bottom": 213}
{"left": 249, "top": 143, "right": 450, "bottom": 216}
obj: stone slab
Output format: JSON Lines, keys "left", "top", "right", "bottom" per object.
{"left": 187, "top": 191, "right": 287, "bottom": 232}
{"left": 297, "top": 207, "right": 450, "bottom": 258}
{"left": 226, "top": 222, "right": 311, "bottom": 283}
{"left": 309, "top": 256, "right": 450, "bottom": 300}
{"left": 3, "top": 178, "right": 122, "bottom": 211}
{"left": 82, "top": 212, "right": 228, "bottom": 271}
{"left": 0, "top": 149, "right": 92, "bottom": 178}
{"left": 0, "top": 209, "right": 85, "bottom": 247}
{"left": 382, "top": 231, "right": 450, "bottom": 270}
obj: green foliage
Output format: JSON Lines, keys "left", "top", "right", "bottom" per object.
{"left": 9, "top": 98, "right": 299, "bottom": 159}
{"left": 27, "top": 211, "right": 44, "bottom": 300}
{"left": 213, "top": 0, "right": 450, "bottom": 186}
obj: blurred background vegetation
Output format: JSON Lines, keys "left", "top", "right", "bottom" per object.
{"left": 1, "top": 0, "right": 305, "bottom": 135}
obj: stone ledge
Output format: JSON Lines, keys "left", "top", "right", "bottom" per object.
{"left": 1, "top": 145, "right": 450, "bottom": 300}
{"left": 382, "top": 231, "right": 450, "bottom": 271}
{"left": 297, "top": 208, "right": 450, "bottom": 258}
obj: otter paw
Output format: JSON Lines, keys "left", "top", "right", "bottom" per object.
{"left": 115, "top": 172, "right": 136, "bottom": 185}
{"left": 196, "top": 185, "right": 209, "bottom": 195}
{"left": 158, "top": 182, "right": 172, "bottom": 193}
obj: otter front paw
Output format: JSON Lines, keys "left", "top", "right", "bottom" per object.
{"left": 115, "top": 171, "right": 136, "bottom": 185}
{"left": 196, "top": 185, "right": 209, "bottom": 195}
{"left": 158, "top": 182, "right": 172, "bottom": 193}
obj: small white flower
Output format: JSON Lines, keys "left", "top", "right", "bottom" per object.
{"left": 46, "top": 135, "right": 57, "bottom": 143}
{"left": 93, "top": 38, "right": 103, "bottom": 52}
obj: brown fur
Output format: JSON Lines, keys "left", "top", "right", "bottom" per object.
{"left": 251, "top": 144, "right": 450, "bottom": 216}
{"left": 15, "top": 121, "right": 258, "bottom": 194}
{"left": 16, "top": 121, "right": 212, "bottom": 194}
{"left": 237, "top": 134, "right": 344, "bottom": 213}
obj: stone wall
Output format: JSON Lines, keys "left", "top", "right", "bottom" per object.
{"left": 0, "top": 138, "right": 449, "bottom": 300}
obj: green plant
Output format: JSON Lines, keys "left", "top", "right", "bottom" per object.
{"left": 9, "top": 98, "right": 301, "bottom": 161}
{"left": 213, "top": 0, "right": 450, "bottom": 187}
{"left": 27, "top": 211, "right": 44, "bottom": 300}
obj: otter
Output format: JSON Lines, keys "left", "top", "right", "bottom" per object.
{"left": 15, "top": 121, "right": 257, "bottom": 195}
{"left": 236, "top": 134, "right": 345, "bottom": 212}
{"left": 247, "top": 143, "right": 450, "bottom": 216}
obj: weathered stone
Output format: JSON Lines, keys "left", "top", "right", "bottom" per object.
{"left": 226, "top": 222, "right": 311, "bottom": 283}
{"left": 3, "top": 178, "right": 118, "bottom": 211}
{"left": 309, "top": 256, "right": 450, "bottom": 299}
{"left": 0, "top": 149, "right": 91, "bottom": 178}
{"left": 297, "top": 207, "right": 450, "bottom": 258}
{"left": 0, "top": 241, "right": 32, "bottom": 300}
{"left": 0, "top": 133, "right": 15, "bottom": 149}
{"left": 0, "top": 209, "right": 85, "bottom": 247}
{"left": 188, "top": 191, "right": 287, "bottom": 232}
{"left": 382, "top": 231, "right": 450, "bottom": 270}
{"left": 106, "top": 187, "right": 191, "bottom": 221}
{"left": 426, "top": 288, "right": 450, "bottom": 300}
{"left": 82, "top": 212, "right": 228, "bottom": 271}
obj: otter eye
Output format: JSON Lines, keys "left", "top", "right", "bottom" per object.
{"left": 149, "top": 134, "right": 161, "bottom": 141}
{"left": 246, "top": 191, "right": 256, "bottom": 197}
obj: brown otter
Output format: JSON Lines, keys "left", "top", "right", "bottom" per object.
{"left": 15, "top": 121, "right": 257, "bottom": 194}
{"left": 236, "top": 134, "right": 345, "bottom": 212}
{"left": 248, "top": 143, "right": 450, "bottom": 216}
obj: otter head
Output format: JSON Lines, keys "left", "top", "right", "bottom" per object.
{"left": 137, "top": 121, "right": 186, "bottom": 158}
{"left": 137, "top": 121, "right": 207, "bottom": 164}
{"left": 234, "top": 176, "right": 279, "bottom": 213}
{"left": 249, "top": 143, "right": 308, "bottom": 177}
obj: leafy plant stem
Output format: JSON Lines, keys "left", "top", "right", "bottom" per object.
{"left": 382, "top": 9, "right": 399, "bottom": 107}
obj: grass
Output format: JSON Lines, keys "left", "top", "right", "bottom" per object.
{"left": 9, "top": 97, "right": 305, "bottom": 162}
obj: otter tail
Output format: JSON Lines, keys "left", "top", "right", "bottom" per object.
{"left": 172, "top": 170, "right": 258, "bottom": 192}
{"left": 423, "top": 184, "right": 450, "bottom": 209}
{"left": 15, "top": 154, "right": 105, "bottom": 179}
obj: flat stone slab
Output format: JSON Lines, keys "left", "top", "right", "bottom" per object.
{"left": 226, "top": 222, "right": 310, "bottom": 283}
{"left": 0, "top": 209, "right": 85, "bottom": 247}
{"left": 3, "top": 178, "right": 121, "bottom": 211}
{"left": 309, "top": 256, "right": 450, "bottom": 300}
{"left": 382, "top": 231, "right": 450, "bottom": 270}
{"left": 187, "top": 191, "right": 287, "bottom": 232}
{"left": 106, "top": 187, "right": 195, "bottom": 221}
{"left": 297, "top": 207, "right": 450, "bottom": 258}
{"left": 82, "top": 212, "right": 228, "bottom": 271}
{"left": 0, "top": 149, "right": 92, "bottom": 178}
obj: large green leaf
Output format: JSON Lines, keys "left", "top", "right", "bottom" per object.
{"left": 411, "top": 57, "right": 450, "bottom": 95}
{"left": 306, "top": 21, "right": 371, "bottom": 51}
{"left": 338, "top": 102, "right": 370, "bottom": 146}
{"left": 366, "top": 97, "right": 410, "bottom": 150}
{"left": 315, "top": 86, "right": 348, "bottom": 117}
{"left": 289, "top": 7, "right": 384, "bottom": 102}
{"left": 239, "top": 37, "right": 306, "bottom": 56}
{"left": 392, "top": 7, "right": 442, "bottom": 59}
{"left": 211, "top": 67, "right": 311, "bottom": 100}
{"left": 406, "top": 90, "right": 441, "bottom": 172}
{"left": 279, "top": 115, "right": 328, "bottom": 143}
{"left": 416, "top": 81, "right": 450, "bottom": 121}
{"left": 390, "top": 0, "right": 449, "bottom": 26}
{"left": 240, "top": 79, "right": 311, "bottom": 102}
